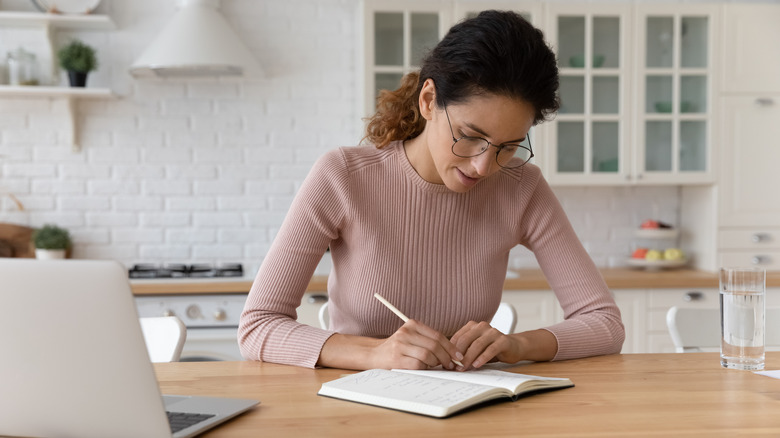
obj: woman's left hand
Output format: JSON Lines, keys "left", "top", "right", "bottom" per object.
{"left": 449, "top": 321, "right": 521, "bottom": 370}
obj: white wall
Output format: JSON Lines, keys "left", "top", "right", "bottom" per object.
{"left": 0, "top": 0, "right": 728, "bottom": 274}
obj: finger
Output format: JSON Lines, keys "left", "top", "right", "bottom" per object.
{"left": 405, "top": 320, "right": 461, "bottom": 369}
{"left": 458, "top": 325, "right": 504, "bottom": 369}
{"left": 470, "top": 341, "right": 503, "bottom": 369}
{"left": 452, "top": 321, "right": 492, "bottom": 354}
{"left": 449, "top": 321, "right": 478, "bottom": 348}
{"left": 402, "top": 344, "right": 443, "bottom": 369}
{"left": 390, "top": 329, "right": 446, "bottom": 369}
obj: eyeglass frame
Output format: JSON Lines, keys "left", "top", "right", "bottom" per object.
{"left": 442, "top": 103, "right": 534, "bottom": 169}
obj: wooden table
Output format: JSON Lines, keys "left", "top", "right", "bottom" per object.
{"left": 154, "top": 353, "right": 780, "bottom": 437}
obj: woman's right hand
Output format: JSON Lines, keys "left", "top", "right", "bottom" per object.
{"left": 371, "top": 319, "right": 463, "bottom": 370}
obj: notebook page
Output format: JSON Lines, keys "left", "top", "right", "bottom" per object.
{"left": 322, "top": 369, "right": 498, "bottom": 410}
{"left": 394, "top": 369, "right": 569, "bottom": 392}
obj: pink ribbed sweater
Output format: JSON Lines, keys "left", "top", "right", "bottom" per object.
{"left": 238, "top": 141, "right": 624, "bottom": 368}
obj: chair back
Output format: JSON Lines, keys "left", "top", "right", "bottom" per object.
{"left": 139, "top": 316, "right": 186, "bottom": 362}
{"left": 491, "top": 302, "right": 517, "bottom": 334}
{"left": 666, "top": 306, "right": 780, "bottom": 353}
{"left": 318, "top": 301, "right": 517, "bottom": 334}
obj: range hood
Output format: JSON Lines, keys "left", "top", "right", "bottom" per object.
{"left": 130, "top": 0, "right": 262, "bottom": 78}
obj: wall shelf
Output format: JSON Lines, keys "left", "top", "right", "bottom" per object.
{"left": 0, "top": 11, "right": 115, "bottom": 30}
{"left": 0, "top": 11, "right": 116, "bottom": 152}
{"left": 0, "top": 85, "right": 115, "bottom": 152}
{"left": 0, "top": 84, "right": 112, "bottom": 98}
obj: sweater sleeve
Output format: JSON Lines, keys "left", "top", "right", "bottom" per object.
{"left": 238, "top": 148, "right": 350, "bottom": 368}
{"left": 518, "top": 172, "right": 625, "bottom": 360}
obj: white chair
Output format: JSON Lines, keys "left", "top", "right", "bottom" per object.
{"left": 318, "top": 301, "right": 517, "bottom": 334}
{"left": 491, "top": 302, "right": 517, "bottom": 335}
{"left": 666, "top": 306, "right": 780, "bottom": 353}
{"left": 139, "top": 316, "right": 187, "bottom": 362}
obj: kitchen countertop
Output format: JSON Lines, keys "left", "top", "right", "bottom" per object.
{"left": 129, "top": 268, "right": 780, "bottom": 296}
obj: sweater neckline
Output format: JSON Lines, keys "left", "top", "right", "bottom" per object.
{"left": 392, "top": 140, "right": 454, "bottom": 194}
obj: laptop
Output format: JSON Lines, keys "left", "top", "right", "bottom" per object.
{"left": 0, "top": 259, "right": 258, "bottom": 438}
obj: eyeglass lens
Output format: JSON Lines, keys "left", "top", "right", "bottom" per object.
{"left": 452, "top": 137, "right": 532, "bottom": 168}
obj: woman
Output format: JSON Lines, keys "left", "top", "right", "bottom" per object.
{"left": 239, "top": 10, "right": 624, "bottom": 371}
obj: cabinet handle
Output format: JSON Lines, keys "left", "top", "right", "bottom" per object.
{"left": 752, "top": 233, "right": 770, "bottom": 243}
{"left": 307, "top": 294, "right": 328, "bottom": 304}
{"left": 756, "top": 97, "right": 775, "bottom": 106}
{"left": 684, "top": 291, "right": 704, "bottom": 302}
{"left": 751, "top": 256, "right": 768, "bottom": 265}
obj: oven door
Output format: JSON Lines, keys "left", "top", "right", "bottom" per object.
{"left": 180, "top": 327, "right": 243, "bottom": 362}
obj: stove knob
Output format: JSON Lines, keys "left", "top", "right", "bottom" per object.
{"left": 214, "top": 309, "right": 227, "bottom": 321}
{"left": 186, "top": 305, "right": 202, "bottom": 319}
{"left": 163, "top": 310, "right": 175, "bottom": 317}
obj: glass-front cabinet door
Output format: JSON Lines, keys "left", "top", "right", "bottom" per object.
{"left": 363, "top": 0, "right": 449, "bottom": 116}
{"left": 634, "top": 4, "right": 718, "bottom": 184}
{"left": 545, "top": 4, "right": 631, "bottom": 185}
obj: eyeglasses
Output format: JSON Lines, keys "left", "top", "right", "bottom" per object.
{"left": 443, "top": 104, "right": 534, "bottom": 169}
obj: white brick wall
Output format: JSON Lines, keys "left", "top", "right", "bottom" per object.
{"left": 0, "top": 0, "right": 695, "bottom": 274}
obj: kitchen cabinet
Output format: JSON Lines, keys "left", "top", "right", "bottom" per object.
{"left": 362, "top": 0, "right": 449, "bottom": 116}
{"left": 544, "top": 4, "right": 632, "bottom": 185}
{"left": 718, "top": 4, "right": 780, "bottom": 271}
{"left": 362, "top": 2, "right": 720, "bottom": 186}
{"left": 612, "top": 289, "right": 646, "bottom": 354}
{"left": 644, "top": 287, "right": 719, "bottom": 353}
{"left": 362, "top": 1, "right": 542, "bottom": 117}
{"left": 615, "top": 287, "right": 720, "bottom": 354}
{"left": 500, "top": 290, "right": 562, "bottom": 334}
{"left": 720, "top": 97, "right": 780, "bottom": 209}
{"left": 718, "top": 226, "right": 780, "bottom": 271}
{"left": 721, "top": 4, "right": 780, "bottom": 94}
{"left": 633, "top": 4, "right": 718, "bottom": 185}
{"left": 546, "top": 4, "right": 718, "bottom": 185}
{"left": 0, "top": 11, "right": 115, "bottom": 151}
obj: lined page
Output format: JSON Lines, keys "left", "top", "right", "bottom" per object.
{"left": 319, "top": 369, "right": 499, "bottom": 416}
{"left": 393, "top": 369, "right": 570, "bottom": 392}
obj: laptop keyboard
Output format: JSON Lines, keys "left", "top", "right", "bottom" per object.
{"left": 167, "top": 411, "right": 216, "bottom": 433}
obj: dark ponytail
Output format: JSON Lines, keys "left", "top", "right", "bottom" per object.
{"left": 363, "top": 10, "right": 560, "bottom": 148}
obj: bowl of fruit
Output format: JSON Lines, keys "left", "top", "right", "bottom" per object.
{"left": 628, "top": 247, "right": 687, "bottom": 270}
{"left": 628, "top": 219, "right": 686, "bottom": 270}
{"left": 635, "top": 219, "right": 679, "bottom": 239}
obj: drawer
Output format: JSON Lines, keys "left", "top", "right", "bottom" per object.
{"left": 719, "top": 229, "right": 780, "bottom": 249}
{"left": 719, "top": 251, "right": 780, "bottom": 270}
{"left": 647, "top": 288, "right": 719, "bottom": 308}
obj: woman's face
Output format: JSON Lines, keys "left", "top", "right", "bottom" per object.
{"left": 415, "top": 80, "right": 536, "bottom": 193}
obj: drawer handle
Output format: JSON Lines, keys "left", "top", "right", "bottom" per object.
{"left": 751, "top": 256, "right": 769, "bottom": 265}
{"left": 307, "top": 294, "right": 329, "bottom": 304}
{"left": 756, "top": 97, "right": 775, "bottom": 106}
{"left": 684, "top": 291, "right": 704, "bottom": 302}
{"left": 752, "top": 233, "right": 770, "bottom": 243}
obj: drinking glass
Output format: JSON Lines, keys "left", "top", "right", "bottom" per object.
{"left": 720, "top": 267, "right": 766, "bottom": 370}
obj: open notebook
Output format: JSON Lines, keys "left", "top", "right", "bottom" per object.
{"left": 319, "top": 368, "right": 574, "bottom": 418}
{"left": 0, "top": 259, "right": 258, "bottom": 438}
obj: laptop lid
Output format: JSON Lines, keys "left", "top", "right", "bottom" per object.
{"left": 0, "top": 259, "right": 256, "bottom": 438}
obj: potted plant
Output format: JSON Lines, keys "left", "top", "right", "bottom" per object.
{"left": 57, "top": 39, "right": 98, "bottom": 87}
{"left": 32, "top": 224, "right": 72, "bottom": 260}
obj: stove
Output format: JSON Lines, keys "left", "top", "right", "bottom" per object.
{"left": 131, "top": 262, "right": 247, "bottom": 361}
{"left": 128, "top": 263, "right": 244, "bottom": 279}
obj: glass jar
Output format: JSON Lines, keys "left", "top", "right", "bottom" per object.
{"left": 6, "top": 48, "right": 39, "bottom": 86}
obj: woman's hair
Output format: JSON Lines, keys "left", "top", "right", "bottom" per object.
{"left": 364, "top": 10, "right": 560, "bottom": 149}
